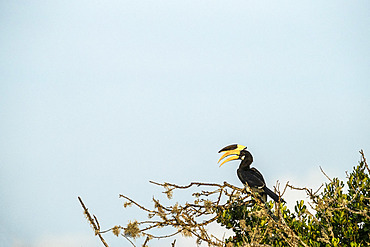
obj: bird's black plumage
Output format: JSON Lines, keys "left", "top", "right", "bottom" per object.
{"left": 218, "top": 145, "right": 284, "bottom": 203}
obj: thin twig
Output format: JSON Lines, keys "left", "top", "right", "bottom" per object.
{"left": 320, "top": 166, "right": 333, "bottom": 182}
{"left": 360, "top": 150, "right": 370, "bottom": 173}
{"left": 78, "top": 196, "right": 109, "bottom": 247}
{"left": 121, "top": 233, "right": 136, "bottom": 247}
{"left": 142, "top": 236, "right": 150, "bottom": 247}
{"left": 119, "top": 194, "right": 156, "bottom": 213}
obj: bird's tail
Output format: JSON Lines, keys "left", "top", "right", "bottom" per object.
{"left": 264, "top": 187, "right": 285, "bottom": 203}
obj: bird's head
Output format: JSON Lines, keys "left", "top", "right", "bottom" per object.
{"left": 217, "top": 144, "right": 253, "bottom": 167}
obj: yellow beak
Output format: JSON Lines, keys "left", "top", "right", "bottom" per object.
{"left": 218, "top": 144, "right": 246, "bottom": 153}
{"left": 218, "top": 154, "right": 240, "bottom": 167}
{"left": 217, "top": 150, "right": 241, "bottom": 163}
{"left": 217, "top": 144, "right": 246, "bottom": 167}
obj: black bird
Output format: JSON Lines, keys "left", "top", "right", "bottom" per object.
{"left": 218, "top": 144, "right": 284, "bottom": 203}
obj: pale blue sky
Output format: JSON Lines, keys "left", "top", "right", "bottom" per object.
{"left": 1, "top": 1, "right": 369, "bottom": 246}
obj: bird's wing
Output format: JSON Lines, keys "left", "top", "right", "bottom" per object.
{"left": 250, "top": 167, "right": 266, "bottom": 183}
{"left": 237, "top": 167, "right": 266, "bottom": 188}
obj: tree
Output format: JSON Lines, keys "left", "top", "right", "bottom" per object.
{"left": 79, "top": 150, "right": 369, "bottom": 246}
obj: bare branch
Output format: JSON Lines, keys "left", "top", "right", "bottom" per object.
{"left": 78, "top": 196, "right": 109, "bottom": 247}
{"left": 360, "top": 149, "right": 370, "bottom": 173}
{"left": 320, "top": 166, "right": 333, "bottom": 182}
{"left": 121, "top": 233, "right": 136, "bottom": 247}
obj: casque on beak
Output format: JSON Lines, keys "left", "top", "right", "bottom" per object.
{"left": 217, "top": 144, "right": 246, "bottom": 167}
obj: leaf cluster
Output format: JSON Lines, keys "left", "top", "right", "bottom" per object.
{"left": 218, "top": 150, "right": 370, "bottom": 247}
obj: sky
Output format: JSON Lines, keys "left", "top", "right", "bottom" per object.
{"left": 0, "top": 1, "right": 369, "bottom": 246}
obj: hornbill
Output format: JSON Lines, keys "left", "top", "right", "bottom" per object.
{"left": 218, "top": 144, "right": 284, "bottom": 203}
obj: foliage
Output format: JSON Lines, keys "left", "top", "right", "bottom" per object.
{"left": 79, "top": 150, "right": 369, "bottom": 246}
{"left": 218, "top": 150, "right": 370, "bottom": 247}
